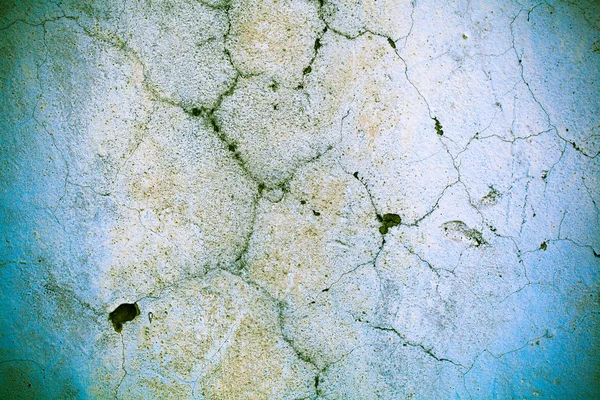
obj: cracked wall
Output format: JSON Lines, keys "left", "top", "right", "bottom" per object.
{"left": 1, "top": 0, "right": 599, "bottom": 398}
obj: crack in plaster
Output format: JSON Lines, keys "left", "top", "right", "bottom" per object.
{"left": 2, "top": 0, "right": 599, "bottom": 397}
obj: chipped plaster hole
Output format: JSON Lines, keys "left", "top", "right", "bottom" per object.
{"left": 433, "top": 117, "right": 444, "bottom": 136}
{"left": 379, "top": 213, "right": 401, "bottom": 234}
{"left": 109, "top": 303, "right": 140, "bottom": 333}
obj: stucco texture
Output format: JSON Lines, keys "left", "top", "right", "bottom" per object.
{"left": 1, "top": 0, "right": 599, "bottom": 398}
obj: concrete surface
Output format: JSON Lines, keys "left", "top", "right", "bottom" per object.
{"left": 1, "top": 0, "right": 599, "bottom": 398}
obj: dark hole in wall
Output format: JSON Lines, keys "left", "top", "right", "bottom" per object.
{"left": 109, "top": 303, "right": 140, "bottom": 333}
{"left": 379, "top": 213, "right": 401, "bottom": 234}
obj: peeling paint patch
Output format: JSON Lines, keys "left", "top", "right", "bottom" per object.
{"left": 441, "top": 220, "right": 486, "bottom": 247}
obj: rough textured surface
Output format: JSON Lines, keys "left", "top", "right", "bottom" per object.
{"left": 1, "top": 0, "right": 599, "bottom": 398}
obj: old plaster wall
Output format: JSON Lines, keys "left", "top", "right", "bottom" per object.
{"left": 1, "top": 0, "right": 599, "bottom": 398}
